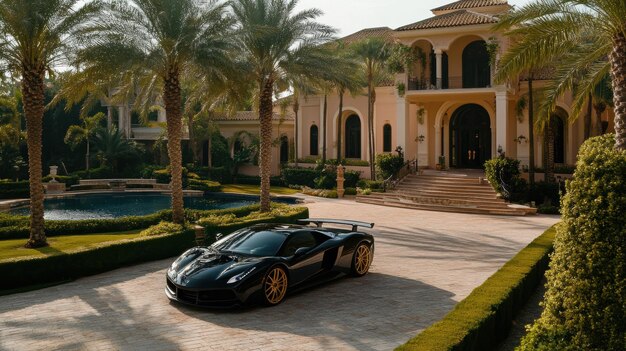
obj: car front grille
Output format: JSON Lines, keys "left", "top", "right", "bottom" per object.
{"left": 167, "top": 278, "right": 237, "bottom": 306}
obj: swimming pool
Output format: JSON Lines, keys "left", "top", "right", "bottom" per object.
{"left": 9, "top": 193, "right": 298, "bottom": 220}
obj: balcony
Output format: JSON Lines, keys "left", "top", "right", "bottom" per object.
{"left": 407, "top": 76, "right": 490, "bottom": 91}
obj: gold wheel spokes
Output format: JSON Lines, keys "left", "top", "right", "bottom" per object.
{"left": 264, "top": 268, "right": 288, "bottom": 304}
{"left": 355, "top": 245, "right": 371, "bottom": 275}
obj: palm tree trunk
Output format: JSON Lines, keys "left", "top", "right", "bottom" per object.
{"left": 545, "top": 122, "right": 555, "bottom": 183}
{"left": 188, "top": 114, "right": 199, "bottom": 166}
{"left": 86, "top": 139, "right": 90, "bottom": 171}
{"left": 584, "top": 93, "right": 592, "bottom": 140}
{"left": 259, "top": 77, "right": 274, "bottom": 212}
{"left": 163, "top": 67, "right": 185, "bottom": 224}
{"left": 528, "top": 78, "right": 535, "bottom": 187}
{"left": 609, "top": 32, "right": 626, "bottom": 151}
{"left": 22, "top": 65, "right": 47, "bottom": 248}
{"left": 293, "top": 98, "right": 299, "bottom": 167}
{"left": 337, "top": 90, "right": 344, "bottom": 161}
{"left": 368, "top": 85, "right": 376, "bottom": 180}
{"left": 322, "top": 94, "right": 327, "bottom": 163}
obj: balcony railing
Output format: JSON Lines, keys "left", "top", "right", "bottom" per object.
{"left": 407, "top": 76, "right": 491, "bottom": 91}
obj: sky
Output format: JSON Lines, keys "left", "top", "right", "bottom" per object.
{"left": 293, "top": 0, "right": 533, "bottom": 37}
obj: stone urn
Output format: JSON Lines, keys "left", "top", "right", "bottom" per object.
{"left": 336, "top": 165, "right": 345, "bottom": 198}
{"left": 45, "top": 165, "right": 65, "bottom": 194}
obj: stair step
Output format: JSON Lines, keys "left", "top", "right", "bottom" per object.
{"left": 396, "top": 185, "right": 496, "bottom": 194}
{"left": 356, "top": 197, "right": 527, "bottom": 216}
{"left": 366, "top": 191, "right": 505, "bottom": 204}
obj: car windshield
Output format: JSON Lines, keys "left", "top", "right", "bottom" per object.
{"left": 212, "top": 228, "right": 287, "bottom": 257}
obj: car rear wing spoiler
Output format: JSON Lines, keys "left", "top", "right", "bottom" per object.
{"left": 298, "top": 218, "right": 375, "bottom": 232}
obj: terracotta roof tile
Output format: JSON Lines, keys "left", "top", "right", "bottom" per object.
{"left": 432, "top": 0, "right": 508, "bottom": 12}
{"left": 340, "top": 27, "right": 394, "bottom": 45}
{"left": 395, "top": 10, "right": 499, "bottom": 31}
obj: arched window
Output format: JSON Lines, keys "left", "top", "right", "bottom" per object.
{"left": 309, "top": 125, "right": 318, "bottom": 156}
{"left": 551, "top": 115, "right": 565, "bottom": 164}
{"left": 280, "top": 135, "right": 289, "bottom": 163}
{"left": 462, "top": 40, "right": 491, "bottom": 88}
{"left": 345, "top": 115, "right": 361, "bottom": 158}
{"left": 383, "top": 124, "right": 392, "bottom": 152}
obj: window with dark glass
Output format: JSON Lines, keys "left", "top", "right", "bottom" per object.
{"left": 345, "top": 115, "right": 361, "bottom": 158}
{"left": 310, "top": 125, "right": 318, "bottom": 156}
{"left": 383, "top": 124, "right": 392, "bottom": 152}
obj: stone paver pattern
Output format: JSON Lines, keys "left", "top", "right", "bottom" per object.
{"left": 0, "top": 197, "right": 559, "bottom": 351}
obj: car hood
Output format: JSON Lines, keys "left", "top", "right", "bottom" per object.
{"left": 168, "top": 248, "right": 264, "bottom": 288}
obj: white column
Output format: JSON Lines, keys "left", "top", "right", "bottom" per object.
{"left": 417, "top": 107, "right": 429, "bottom": 166}
{"left": 107, "top": 106, "right": 113, "bottom": 129}
{"left": 435, "top": 49, "right": 443, "bottom": 89}
{"left": 396, "top": 97, "right": 410, "bottom": 153}
{"left": 157, "top": 108, "right": 166, "bottom": 123}
{"left": 296, "top": 103, "right": 303, "bottom": 160}
{"left": 496, "top": 91, "right": 508, "bottom": 155}
{"left": 319, "top": 97, "right": 325, "bottom": 158}
{"left": 117, "top": 106, "right": 124, "bottom": 133}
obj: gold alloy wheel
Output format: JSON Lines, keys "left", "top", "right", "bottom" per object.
{"left": 264, "top": 267, "right": 288, "bottom": 305}
{"left": 354, "top": 244, "right": 372, "bottom": 275}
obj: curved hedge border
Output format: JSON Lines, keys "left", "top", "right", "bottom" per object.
{"left": 396, "top": 226, "right": 557, "bottom": 351}
{"left": 0, "top": 204, "right": 266, "bottom": 240}
{"left": 0, "top": 205, "right": 309, "bottom": 292}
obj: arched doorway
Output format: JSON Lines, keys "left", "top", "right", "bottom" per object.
{"left": 345, "top": 115, "right": 361, "bottom": 159}
{"left": 462, "top": 40, "right": 491, "bottom": 88}
{"left": 548, "top": 113, "right": 565, "bottom": 164}
{"left": 280, "top": 135, "right": 289, "bottom": 163}
{"left": 309, "top": 125, "right": 318, "bottom": 156}
{"left": 449, "top": 104, "right": 491, "bottom": 168}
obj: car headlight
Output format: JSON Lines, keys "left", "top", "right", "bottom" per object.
{"left": 227, "top": 267, "right": 256, "bottom": 284}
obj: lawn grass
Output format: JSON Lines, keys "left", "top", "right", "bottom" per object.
{"left": 0, "top": 231, "right": 141, "bottom": 261}
{"left": 221, "top": 184, "right": 299, "bottom": 195}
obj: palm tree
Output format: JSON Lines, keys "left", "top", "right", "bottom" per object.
{"left": 93, "top": 126, "right": 141, "bottom": 173}
{"left": 64, "top": 112, "right": 105, "bottom": 171}
{"left": 592, "top": 74, "right": 613, "bottom": 136}
{"left": 69, "top": 0, "right": 233, "bottom": 224}
{"left": 494, "top": 0, "right": 626, "bottom": 151}
{"left": 231, "top": 0, "right": 337, "bottom": 212}
{"left": 0, "top": 0, "right": 102, "bottom": 247}
{"left": 350, "top": 38, "right": 392, "bottom": 179}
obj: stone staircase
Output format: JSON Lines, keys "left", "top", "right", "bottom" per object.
{"left": 356, "top": 173, "right": 536, "bottom": 216}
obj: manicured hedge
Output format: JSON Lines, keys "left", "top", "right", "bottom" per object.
{"left": 0, "top": 204, "right": 309, "bottom": 292}
{"left": 0, "top": 229, "right": 196, "bottom": 291}
{"left": 234, "top": 175, "right": 285, "bottom": 186}
{"left": 187, "top": 179, "right": 222, "bottom": 192}
{"left": 282, "top": 167, "right": 319, "bottom": 188}
{"left": 0, "top": 204, "right": 267, "bottom": 240}
{"left": 396, "top": 226, "right": 556, "bottom": 351}
{"left": 0, "top": 180, "right": 30, "bottom": 199}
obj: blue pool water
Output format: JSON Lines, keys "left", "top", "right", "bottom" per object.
{"left": 9, "top": 193, "right": 298, "bottom": 220}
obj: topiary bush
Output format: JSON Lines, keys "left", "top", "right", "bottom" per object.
{"left": 518, "top": 134, "right": 626, "bottom": 351}
{"left": 375, "top": 153, "right": 404, "bottom": 180}
{"left": 281, "top": 167, "right": 319, "bottom": 188}
{"left": 139, "top": 221, "right": 184, "bottom": 237}
{"left": 484, "top": 156, "right": 523, "bottom": 199}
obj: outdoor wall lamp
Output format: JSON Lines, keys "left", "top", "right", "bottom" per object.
{"left": 514, "top": 135, "right": 528, "bottom": 144}
{"left": 416, "top": 135, "right": 425, "bottom": 143}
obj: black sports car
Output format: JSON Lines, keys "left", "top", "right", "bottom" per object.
{"left": 165, "top": 218, "right": 374, "bottom": 307}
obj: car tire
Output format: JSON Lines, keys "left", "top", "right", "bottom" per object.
{"left": 350, "top": 242, "right": 372, "bottom": 277}
{"left": 262, "top": 266, "right": 289, "bottom": 306}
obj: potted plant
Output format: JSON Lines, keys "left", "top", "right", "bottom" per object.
{"left": 436, "top": 155, "right": 446, "bottom": 170}
{"left": 396, "top": 82, "right": 406, "bottom": 97}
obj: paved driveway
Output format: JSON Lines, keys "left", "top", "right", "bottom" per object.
{"left": 0, "top": 198, "right": 559, "bottom": 351}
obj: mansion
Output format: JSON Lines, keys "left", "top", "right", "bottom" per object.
{"left": 297, "top": 0, "right": 615, "bottom": 178}
{"left": 104, "top": 0, "right": 614, "bottom": 177}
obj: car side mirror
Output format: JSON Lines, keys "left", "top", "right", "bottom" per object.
{"left": 294, "top": 247, "right": 311, "bottom": 257}
{"left": 215, "top": 233, "right": 223, "bottom": 240}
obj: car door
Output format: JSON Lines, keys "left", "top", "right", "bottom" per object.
{"left": 281, "top": 231, "right": 325, "bottom": 285}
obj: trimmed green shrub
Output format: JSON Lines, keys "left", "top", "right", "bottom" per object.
{"left": 153, "top": 167, "right": 189, "bottom": 186}
{"left": 187, "top": 179, "right": 221, "bottom": 192}
{"left": 344, "top": 159, "right": 369, "bottom": 167}
{"left": 375, "top": 153, "right": 404, "bottom": 180}
{"left": 357, "top": 179, "right": 384, "bottom": 190}
{"left": 528, "top": 181, "right": 564, "bottom": 207}
{"left": 296, "top": 156, "right": 319, "bottom": 164}
{"left": 139, "top": 221, "right": 184, "bottom": 237}
{"left": 396, "top": 226, "right": 557, "bottom": 351}
{"left": 301, "top": 187, "right": 338, "bottom": 198}
{"left": 344, "top": 187, "right": 357, "bottom": 195}
{"left": 537, "top": 204, "right": 560, "bottom": 215}
{"left": 484, "top": 157, "right": 523, "bottom": 198}
{"left": 344, "top": 170, "right": 361, "bottom": 188}
{"left": 234, "top": 175, "right": 284, "bottom": 186}
{"left": 74, "top": 166, "right": 114, "bottom": 179}
{"left": 281, "top": 167, "right": 319, "bottom": 188}
{"left": 518, "top": 134, "right": 626, "bottom": 351}
{"left": 0, "top": 180, "right": 30, "bottom": 199}
{"left": 198, "top": 166, "right": 231, "bottom": 183}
